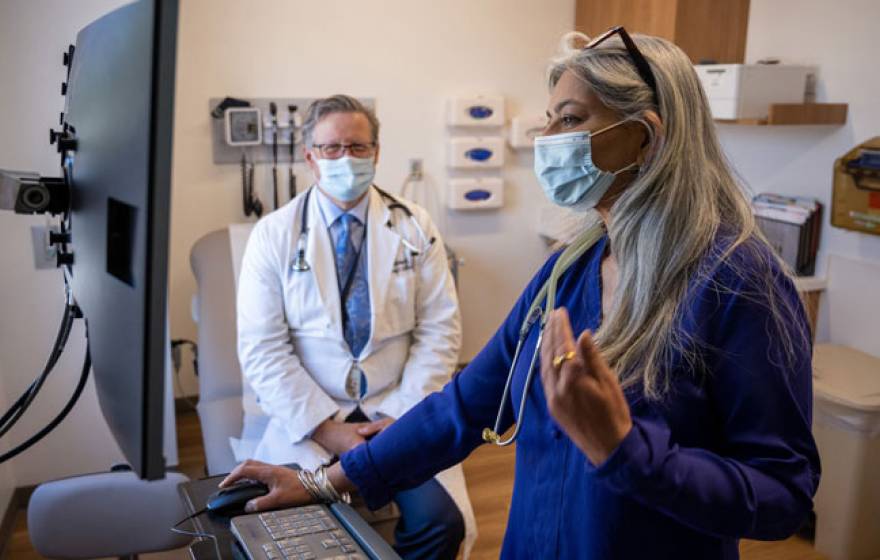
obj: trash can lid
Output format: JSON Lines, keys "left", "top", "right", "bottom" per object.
{"left": 813, "top": 344, "right": 880, "bottom": 413}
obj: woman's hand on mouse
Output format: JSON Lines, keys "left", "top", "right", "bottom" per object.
{"left": 539, "top": 308, "right": 632, "bottom": 466}
{"left": 220, "top": 459, "right": 310, "bottom": 513}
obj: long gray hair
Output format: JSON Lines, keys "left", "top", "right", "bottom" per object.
{"left": 549, "top": 32, "right": 808, "bottom": 399}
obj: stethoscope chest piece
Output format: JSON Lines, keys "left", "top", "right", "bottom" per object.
{"left": 291, "top": 252, "right": 310, "bottom": 272}
{"left": 482, "top": 428, "right": 501, "bottom": 444}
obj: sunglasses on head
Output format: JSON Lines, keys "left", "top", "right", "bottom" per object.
{"left": 584, "top": 26, "right": 660, "bottom": 107}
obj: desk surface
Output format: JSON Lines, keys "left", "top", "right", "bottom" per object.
{"left": 178, "top": 475, "right": 244, "bottom": 560}
{"left": 178, "top": 474, "right": 400, "bottom": 560}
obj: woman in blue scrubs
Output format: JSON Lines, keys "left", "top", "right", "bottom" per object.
{"left": 223, "top": 28, "right": 820, "bottom": 559}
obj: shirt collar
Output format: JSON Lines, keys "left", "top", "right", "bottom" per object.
{"left": 314, "top": 185, "right": 371, "bottom": 228}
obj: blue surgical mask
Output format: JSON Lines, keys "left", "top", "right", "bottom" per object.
{"left": 533, "top": 120, "right": 637, "bottom": 210}
{"left": 316, "top": 156, "right": 376, "bottom": 202}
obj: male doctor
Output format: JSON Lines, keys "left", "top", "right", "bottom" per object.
{"left": 236, "top": 95, "right": 475, "bottom": 560}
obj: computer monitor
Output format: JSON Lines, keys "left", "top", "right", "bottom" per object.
{"left": 61, "top": 0, "right": 179, "bottom": 480}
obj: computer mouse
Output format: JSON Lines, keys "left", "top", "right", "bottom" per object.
{"left": 206, "top": 480, "right": 269, "bottom": 517}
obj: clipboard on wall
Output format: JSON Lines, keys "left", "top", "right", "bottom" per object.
{"left": 831, "top": 137, "right": 880, "bottom": 235}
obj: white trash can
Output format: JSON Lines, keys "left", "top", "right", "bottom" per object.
{"left": 812, "top": 344, "right": 880, "bottom": 560}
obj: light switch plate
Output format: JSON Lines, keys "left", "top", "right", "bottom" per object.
{"left": 31, "top": 225, "right": 58, "bottom": 270}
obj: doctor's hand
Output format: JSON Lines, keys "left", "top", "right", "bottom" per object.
{"left": 540, "top": 308, "right": 632, "bottom": 466}
{"left": 219, "top": 459, "right": 310, "bottom": 513}
{"left": 311, "top": 420, "right": 370, "bottom": 456}
{"left": 356, "top": 416, "right": 394, "bottom": 439}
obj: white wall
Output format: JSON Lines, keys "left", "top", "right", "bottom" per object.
{"left": 719, "top": 0, "right": 880, "bottom": 331}
{"left": 168, "top": 0, "right": 577, "bottom": 388}
{"left": 0, "top": 0, "right": 132, "bottom": 485}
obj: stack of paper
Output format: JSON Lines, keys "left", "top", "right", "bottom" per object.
{"left": 753, "top": 193, "right": 822, "bottom": 276}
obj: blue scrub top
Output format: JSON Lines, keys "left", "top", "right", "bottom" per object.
{"left": 342, "top": 234, "right": 820, "bottom": 559}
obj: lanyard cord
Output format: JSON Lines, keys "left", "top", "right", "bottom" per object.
{"left": 483, "top": 222, "right": 605, "bottom": 446}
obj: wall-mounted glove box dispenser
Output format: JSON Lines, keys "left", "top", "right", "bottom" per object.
{"left": 448, "top": 177, "right": 504, "bottom": 210}
{"left": 447, "top": 95, "right": 505, "bottom": 127}
{"left": 447, "top": 137, "right": 505, "bottom": 168}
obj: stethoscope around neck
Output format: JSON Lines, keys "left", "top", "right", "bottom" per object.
{"left": 291, "top": 184, "right": 435, "bottom": 273}
{"left": 482, "top": 222, "right": 606, "bottom": 446}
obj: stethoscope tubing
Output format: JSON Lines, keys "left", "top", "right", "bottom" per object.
{"left": 487, "top": 323, "right": 544, "bottom": 447}
{"left": 291, "top": 185, "right": 432, "bottom": 273}
{"left": 483, "top": 222, "right": 605, "bottom": 447}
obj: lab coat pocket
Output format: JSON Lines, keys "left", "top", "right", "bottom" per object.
{"left": 283, "top": 270, "right": 317, "bottom": 329}
{"left": 381, "top": 268, "right": 417, "bottom": 338}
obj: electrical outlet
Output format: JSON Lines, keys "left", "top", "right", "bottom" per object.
{"left": 30, "top": 225, "right": 59, "bottom": 269}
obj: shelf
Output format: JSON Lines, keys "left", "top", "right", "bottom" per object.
{"left": 715, "top": 103, "right": 848, "bottom": 126}
{"left": 793, "top": 275, "right": 827, "bottom": 292}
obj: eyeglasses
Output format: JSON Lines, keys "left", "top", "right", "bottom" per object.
{"left": 311, "top": 142, "right": 377, "bottom": 159}
{"left": 584, "top": 26, "right": 659, "bottom": 107}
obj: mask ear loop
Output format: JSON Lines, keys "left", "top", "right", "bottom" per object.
{"left": 594, "top": 118, "right": 649, "bottom": 176}
{"left": 610, "top": 161, "right": 641, "bottom": 176}
{"left": 590, "top": 118, "right": 629, "bottom": 138}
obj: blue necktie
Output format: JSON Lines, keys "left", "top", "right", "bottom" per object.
{"left": 334, "top": 214, "right": 371, "bottom": 395}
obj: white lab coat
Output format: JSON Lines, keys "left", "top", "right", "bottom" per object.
{"left": 235, "top": 185, "right": 476, "bottom": 554}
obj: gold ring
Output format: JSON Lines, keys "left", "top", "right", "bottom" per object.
{"left": 552, "top": 351, "right": 576, "bottom": 368}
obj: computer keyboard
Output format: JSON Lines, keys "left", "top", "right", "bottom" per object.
{"left": 231, "top": 504, "right": 378, "bottom": 560}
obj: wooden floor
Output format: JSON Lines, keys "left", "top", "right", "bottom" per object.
{"left": 3, "top": 407, "right": 826, "bottom": 559}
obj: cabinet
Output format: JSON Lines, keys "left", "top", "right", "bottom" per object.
{"left": 574, "top": 0, "right": 750, "bottom": 64}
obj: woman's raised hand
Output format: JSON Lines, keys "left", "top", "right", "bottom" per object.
{"left": 539, "top": 308, "right": 633, "bottom": 465}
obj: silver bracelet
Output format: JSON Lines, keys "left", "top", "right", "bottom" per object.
{"left": 316, "top": 465, "right": 351, "bottom": 504}
{"left": 297, "top": 466, "right": 351, "bottom": 504}
{"left": 296, "top": 468, "right": 323, "bottom": 502}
